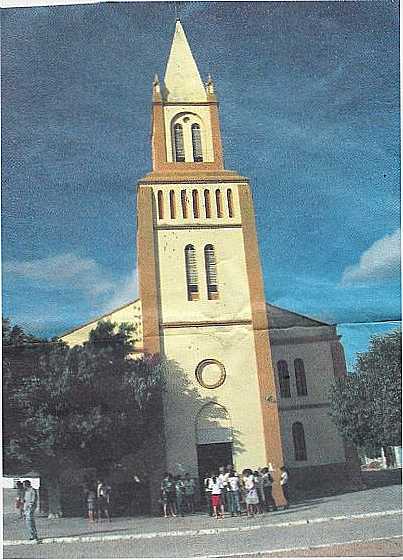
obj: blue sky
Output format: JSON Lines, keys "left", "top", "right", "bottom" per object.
{"left": 2, "top": 1, "right": 401, "bottom": 363}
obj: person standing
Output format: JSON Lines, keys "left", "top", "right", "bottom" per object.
{"left": 86, "top": 488, "right": 97, "bottom": 523}
{"left": 242, "top": 469, "right": 259, "bottom": 517}
{"left": 97, "top": 480, "right": 112, "bottom": 522}
{"left": 218, "top": 466, "right": 229, "bottom": 512}
{"left": 183, "top": 473, "right": 195, "bottom": 514}
{"left": 228, "top": 470, "right": 241, "bottom": 516}
{"left": 261, "top": 467, "right": 277, "bottom": 512}
{"left": 15, "top": 481, "right": 25, "bottom": 519}
{"left": 23, "top": 480, "right": 39, "bottom": 542}
{"left": 210, "top": 476, "right": 224, "bottom": 519}
{"left": 254, "top": 470, "right": 264, "bottom": 514}
{"left": 280, "top": 466, "right": 290, "bottom": 509}
{"left": 203, "top": 473, "right": 213, "bottom": 516}
{"left": 174, "top": 475, "right": 185, "bottom": 517}
{"left": 160, "top": 473, "right": 176, "bottom": 518}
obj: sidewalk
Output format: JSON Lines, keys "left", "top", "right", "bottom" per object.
{"left": 4, "top": 484, "right": 401, "bottom": 546}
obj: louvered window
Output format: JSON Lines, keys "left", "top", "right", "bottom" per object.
{"left": 227, "top": 189, "right": 234, "bottom": 218}
{"left": 192, "top": 189, "right": 200, "bottom": 218}
{"left": 169, "top": 190, "right": 176, "bottom": 219}
{"left": 204, "top": 190, "right": 211, "bottom": 218}
{"left": 174, "top": 124, "right": 185, "bottom": 162}
{"left": 277, "top": 360, "right": 291, "bottom": 398}
{"left": 191, "top": 124, "right": 203, "bottom": 162}
{"left": 157, "top": 190, "right": 164, "bottom": 220}
{"left": 294, "top": 359, "right": 308, "bottom": 396}
{"left": 292, "top": 422, "right": 307, "bottom": 461}
{"left": 204, "top": 244, "right": 219, "bottom": 300}
{"left": 215, "top": 189, "right": 223, "bottom": 218}
{"left": 185, "top": 244, "right": 199, "bottom": 301}
{"left": 181, "top": 190, "right": 188, "bottom": 219}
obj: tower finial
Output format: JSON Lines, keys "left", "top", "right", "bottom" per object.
{"left": 174, "top": 1, "right": 180, "bottom": 21}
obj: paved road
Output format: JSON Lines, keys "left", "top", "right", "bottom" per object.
{"left": 3, "top": 484, "right": 402, "bottom": 558}
{"left": 3, "top": 514, "right": 402, "bottom": 558}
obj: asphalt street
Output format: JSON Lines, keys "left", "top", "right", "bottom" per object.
{"left": 3, "top": 513, "right": 402, "bottom": 558}
{"left": 3, "top": 483, "right": 402, "bottom": 558}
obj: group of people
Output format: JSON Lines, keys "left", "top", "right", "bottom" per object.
{"left": 84, "top": 480, "right": 112, "bottom": 522}
{"left": 160, "top": 473, "right": 197, "bottom": 517}
{"left": 203, "top": 465, "right": 289, "bottom": 519}
{"left": 15, "top": 480, "right": 40, "bottom": 542}
{"left": 159, "top": 465, "right": 289, "bottom": 520}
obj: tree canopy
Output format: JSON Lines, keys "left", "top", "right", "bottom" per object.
{"left": 3, "top": 319, "right": 165, "bottom": 479}
{"left": 329, "top": 330, "right": 401, "bottom": 449}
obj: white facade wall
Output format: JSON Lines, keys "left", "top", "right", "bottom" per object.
{"left": 162, "top": 325, "right": 267, "bottom": 476}
{"left": 149, "top": 179, "right": 270, "bottom": 477}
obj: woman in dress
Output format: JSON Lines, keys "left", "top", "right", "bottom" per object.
{"left": 242, "top": 469, "right": 259, "bottom": 517}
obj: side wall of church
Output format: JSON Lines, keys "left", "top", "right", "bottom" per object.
{"left": 270, "top": 330, "right": 347, "bottom": 468}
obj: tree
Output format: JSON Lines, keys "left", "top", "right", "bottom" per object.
{"left": 329, "top": 330, "right": 401, "bottom": 450}
{"left": 3, "top": 320, "right": 165, "bottom": 514}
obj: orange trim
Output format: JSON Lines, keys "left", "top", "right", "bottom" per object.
{"left": 152, "top": 102, "right": 167, "bottom": 171}
{"left": 209, "top": 101, "right": 224, "bottom": 169}
{"left": 238, "top": 183, "right": 286, "bottom": 506}
{"left": 137, "top": 186, "right": 161, "bottom": 355}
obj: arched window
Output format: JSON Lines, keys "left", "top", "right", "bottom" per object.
{"left": 191, "top": 123, "right": 203, "bottom": 162}
{"left": 169, "top": 190, "right": 176, "bottom": 219}
{"left": 174, "top": 123, "right": 185, "bottom": 162}
{"left": 294, "top": 359, "right": 308, "bottom": 396}
{"left": 277, "top": 360, "right": 291, "bottom": 398}
{"left": 185, "top": 244, "right": 199, "bottom": 300}
{"left": 215, "top": 189, "right": 223, "bottom": 218}
{"left": 292, "top": 422, "right": 307, "bottom": 461}
{"left": 227, "top": 189, "right": 234, "bottom": 218}
{"left": 181, "top": 190, "right": 188, "bottom": 219}
{"left": 204, "top": 189, "right": 211, "bottom": 218}
{"left": 204, "top": 244, "right": 218, "bottom": 300}
{"left": 192, "top": 189, "right": 200, "bottom": 218}
{"left": 157, "top": 190, "right": 164, "bottom": 220}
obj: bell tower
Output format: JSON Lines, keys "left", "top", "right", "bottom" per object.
{"left": 137, "top": 20, "right": 285, "bottom": 504}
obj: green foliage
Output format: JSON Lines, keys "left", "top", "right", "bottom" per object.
{"left": 329, "top": 330, "right": 401, "bottom": 448}
{"left": 3, "top": 320, "right": 165, "bottom": 477}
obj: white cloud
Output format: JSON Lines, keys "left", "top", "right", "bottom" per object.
{"left": 341, "top": 229, "right": 401, "bottom": 286}
{"left": 4, "top": 252, "right": 138, "bottom": 306}
{"left": 4, "top": 252, "right": 114, "bottom": 295}
{"left": 100, "top": 269, "right": 138, "bottom": 313}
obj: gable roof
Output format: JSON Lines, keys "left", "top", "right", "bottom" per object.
{"left": 266, "top": 303, "right": 331, "bottom": 329}
{"left": 59, "top": 299, "right": 139, "bottom": 338}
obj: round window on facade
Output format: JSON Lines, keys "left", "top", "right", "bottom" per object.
{"left": 195, "top": 360, "right": 226, "bottom": 389}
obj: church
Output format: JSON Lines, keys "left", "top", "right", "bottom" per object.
{"left": 61, "top": 21, "right": 360, "bottom": 505}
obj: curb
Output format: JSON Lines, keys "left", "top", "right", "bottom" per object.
{"left": 4, "top": 509, "right": 402, "bottom": 547}
{"left": 206, "top": 533, "right": 403, "bottom": 558}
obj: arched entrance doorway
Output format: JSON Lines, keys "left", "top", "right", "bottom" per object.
{"left": 196, "top": 403, "right": 233, "bottom": 487}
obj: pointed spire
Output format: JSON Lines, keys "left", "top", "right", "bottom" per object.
{"left": 152, "top": 73, "right": 161, "bottom": 101}
{"left": 206, "top": 74, "right": 215, "bottom": 94}
{"left": 164, "top": 20, "right": 207, "bottom": 102}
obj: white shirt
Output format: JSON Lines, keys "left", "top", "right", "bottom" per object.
{"left": 211, "top": 479, "right": 223, "bottom": 495}
{"left": 243, "top": 475, "right": 255, "bottom": 490}
{"left": 280, "top": 471, "right": 289, "bottom": 486}
{"left": 228, "top": 475, "right": 240, "bottom": 491}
